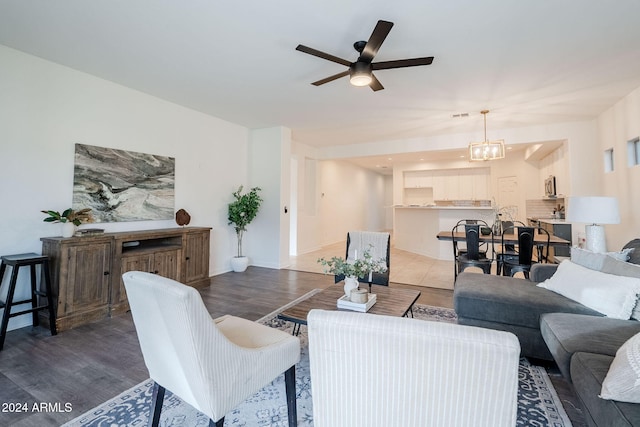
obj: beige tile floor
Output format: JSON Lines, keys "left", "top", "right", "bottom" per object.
{"left": 288, "top": 240, "right": 458, "bottom": 290}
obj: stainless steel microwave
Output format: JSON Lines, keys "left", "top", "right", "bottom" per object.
{"left": 545, "top": 175, "right": 556, "bottom": 198}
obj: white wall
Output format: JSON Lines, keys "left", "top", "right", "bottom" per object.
{"left": 383, "top": 175, "right": 394, "bottom": 230}
{"left": 539, "top": 142, "right": 571, "bottom": 197}
{"left": 248, "top": 127, "right": 291, "bottom": 269}
{"left": 489, "top": 150, "right": 541, "bottom": 219}
{"left": 291, "top": 141, "right": 323, "bottom": 254}
{"left": 317, "top": 159, "right": 387, "bottom": 247}
{"left": 596, "top": 85, "right": 640, "bottom": 249}
{"left": 0, "top": 45, "right": 249, "bottom": 329}
{"left": 291, "top": 145, "right": 389, "bottom": 254}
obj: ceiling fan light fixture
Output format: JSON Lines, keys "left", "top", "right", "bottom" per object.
{"left": 350, "top": 73, "right": 372, "bottom": 86}
{"left": 349, "top": 62, "right": 372, "bottom": 87}
{"left": 468, "top": 110, "right": 506, "bottom": 161}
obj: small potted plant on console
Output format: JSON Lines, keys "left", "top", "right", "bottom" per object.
{"left": 41, "top": 208, "right": 92, "bottom": 237}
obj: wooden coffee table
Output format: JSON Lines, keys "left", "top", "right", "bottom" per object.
{"left": 278, "top": 285, "right": 421, "bottom": 335}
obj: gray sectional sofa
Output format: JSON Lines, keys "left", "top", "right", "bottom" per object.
{"left": 454, "top": 266, "right": 603, "bottom": 360}
{"left": 453, "top": 239, "right": 640, "bottom": 427}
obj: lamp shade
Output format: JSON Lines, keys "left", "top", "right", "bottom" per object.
{"left": 566, "top": 196, "right": 620, "bottom": 224}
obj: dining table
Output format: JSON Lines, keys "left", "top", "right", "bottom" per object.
{"left": 436, "top": 230, "right": 571, "bottom": 263}
{"left": 436, "top": 230, "right": 571, "bottom": 247}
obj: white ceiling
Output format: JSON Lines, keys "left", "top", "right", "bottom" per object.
{"left": 1, "top": 1, "right": 640, "bottom": 162}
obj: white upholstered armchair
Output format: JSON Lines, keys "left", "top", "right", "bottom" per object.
{"left": 122, "top": 271, "right": 300, "bottom": 427}
{"left": 307, "top": 309, "right": 520, "bottom": 427}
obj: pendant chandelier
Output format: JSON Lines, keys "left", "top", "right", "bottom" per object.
{"left": 468, "top": 110, "right": 505, "bottom": 161}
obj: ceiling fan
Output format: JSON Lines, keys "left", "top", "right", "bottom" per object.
{"left": 296, "top": 20, "right": 434, "bottom": 91}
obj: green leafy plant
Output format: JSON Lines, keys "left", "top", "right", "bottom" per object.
{"left": 227, "top": 186, "right": 263, "bottom": 257}
{"left": 41, "top": 208, "right": 92, "bottom": 226}
{"left": 318, "top": 248, "right": 387, "bottom": 279}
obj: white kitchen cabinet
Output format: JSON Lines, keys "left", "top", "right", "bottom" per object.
{"left": 471, "top": 169, "right": 490, "bottom": 200}
{"left": 408, "top": 168, "right": 490, "bottom": 201}
{"left": 404, "top": 171, "right": 433, "bottom": 188}
{"left": 457, "top": 171, "right": 474, "bottom": 199}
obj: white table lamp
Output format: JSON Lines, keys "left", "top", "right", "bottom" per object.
{"left": 566, "top": 196, "right": 620, "bottom": 253}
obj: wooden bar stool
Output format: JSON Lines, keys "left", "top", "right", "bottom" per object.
{"left": 0, "top": 253, "right": 57, "bottom": 351}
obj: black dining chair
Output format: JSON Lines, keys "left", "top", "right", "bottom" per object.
{"left": 495, "top": 220, "right": 525, "bottom": 275}
{"left": 452, "top": 219, "right": 489, "bottom": 258}
{"left": 501, "top": 226, "right": 550, "bottom": 279}
{"left": 453, "top": 223, "right": 493, "bottom": 281}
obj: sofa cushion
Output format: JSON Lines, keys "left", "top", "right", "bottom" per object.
{"left": 454, "top": 272, "right": 601, "bottom": 331}
{"left": 571, "top": 246, "right": 632, "bottom": 270}
{"left": 537, "top": 260, "right": 640, "bottom": 319}
{"left": 540, "top": 313, "right": 640, "bottom": 380}
{"left": 601, "top": 255, "right": 640, "bottom": 279}
{"left": 571, "top": 352, "right": 640, "bottom": 427}
{"left": 458, "top": 316, "right": 555, "bottom": 360}
{"left": 601, "top": 332, "right": 640, "bottom": 403}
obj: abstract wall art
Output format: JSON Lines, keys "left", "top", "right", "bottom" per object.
{"left": 72, "top": 144, "right": 175, "bottom": 222}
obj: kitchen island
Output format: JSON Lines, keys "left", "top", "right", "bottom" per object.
{"left": 394, "top": 205, "right": 494, "bottom": 260}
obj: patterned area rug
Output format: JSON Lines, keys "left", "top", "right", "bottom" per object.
{"left": 63, "top": 292, "right": 572, "bottom": 427}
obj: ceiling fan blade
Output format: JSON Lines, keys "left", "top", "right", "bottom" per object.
{"left": 311, "top": 70, "right": 350, "bottom": 86}
{"left": 369, "top": 73, "right": 384, "bottom": 91}
{"left": 296, "top": 44, "right": 352, "bottom": 67}
{"left": 372, "top": 56, "right": 434, "bottom": 70}
{"left": 360, "top": 20, "right": 394, "bottom": 63}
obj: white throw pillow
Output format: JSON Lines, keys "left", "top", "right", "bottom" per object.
{"left": 599, "top": 257, "right": 640, "bottom": 320}
{"left": 600, "top": 332, "right": 640, "bottom": 403}
{"left": 537, "top": 260, "right": 640, "bottom": 319}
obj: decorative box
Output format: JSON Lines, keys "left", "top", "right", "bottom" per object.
{"left": 337, "top": 293, "right": 377, "bottom": 312}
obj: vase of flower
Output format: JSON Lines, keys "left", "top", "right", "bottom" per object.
{"left": 343, "top": 276, "right": 359, "bottom": 298}
{"left": 317, "top": 248, "right": 388, "bottom": 297}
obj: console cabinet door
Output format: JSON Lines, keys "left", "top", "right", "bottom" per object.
{"left": 116, "top": 250, "right": 180, "bottom": 312}
{"left": 184, "top": 230, "right": 210, "bottom": 285}
{"left": 153, "top": 249, "right": 182, "bottom": 281}
{"left": 116, "top": 253, "right": 154, "bottom": 313}
{"left": 62, "top": 242, "right": 112, "bottom": 323}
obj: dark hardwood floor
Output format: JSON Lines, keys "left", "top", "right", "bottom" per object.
{"left": 0, "top": 268, "right": 583, "bottom": 426}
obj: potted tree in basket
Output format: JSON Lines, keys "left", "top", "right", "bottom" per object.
{"left": 227, "top": 186, "right": 263, "bottom": 272}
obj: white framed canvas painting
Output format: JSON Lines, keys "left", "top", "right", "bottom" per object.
{"left": 72, "top": 144, "right": 175, "bottom": 222}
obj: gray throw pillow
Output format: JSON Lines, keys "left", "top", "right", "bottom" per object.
{"left": 571, "top": 247, "right": 608, "bottom": 270}
{"left": 623, "top": 239, "right": 640, "bottom": 265}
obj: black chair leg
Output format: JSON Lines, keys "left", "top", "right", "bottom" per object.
{"left": 148, "top": 382, "right": 165, "bottom": 427}
{"left": 285, "top": 365, "right": 298, "bottom": 427}
{"left": 0, "top": 265, "right": 20, "bottom": 351}
{"left": 29, "top": 264, "right": 39, "bottom": 326}
{"left": 42, "top": 260, "right": 57, "bottom": 336}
